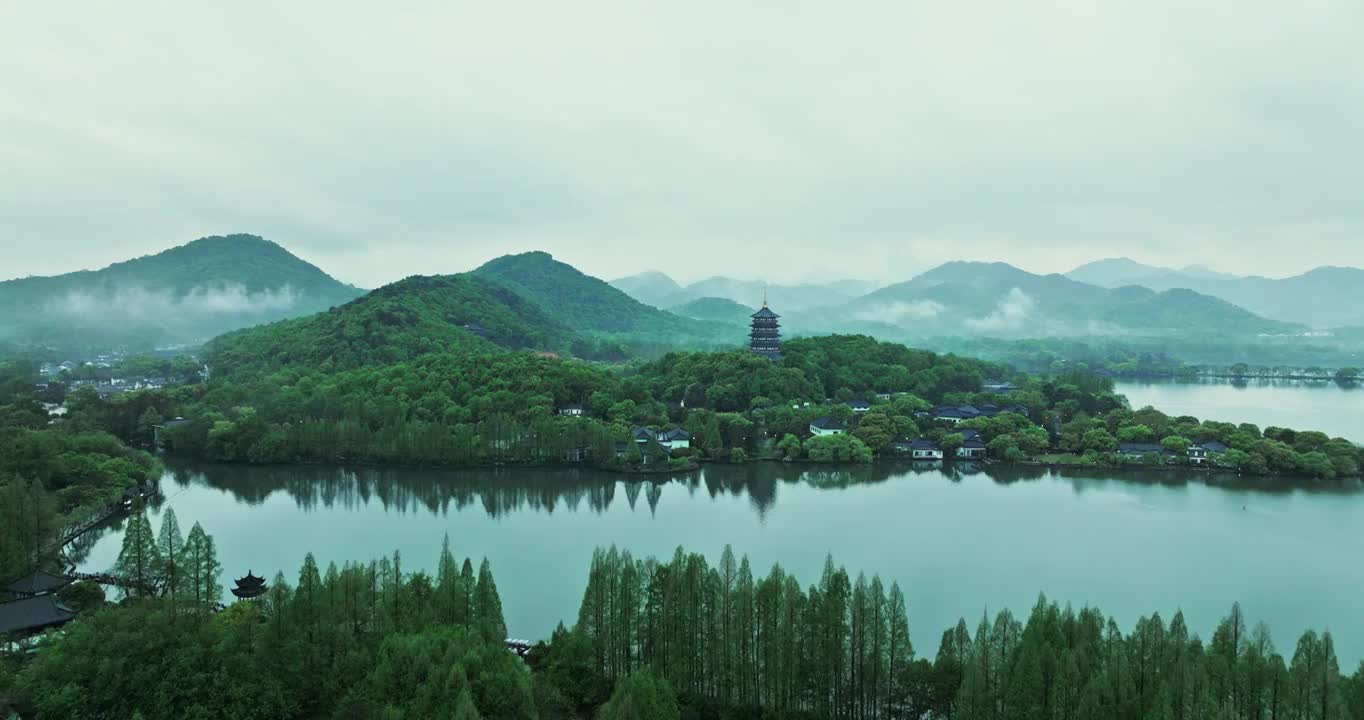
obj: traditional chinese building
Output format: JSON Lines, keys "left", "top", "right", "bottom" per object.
{"left": 749, "top": 298, "right": 781, "bottom": 360}
{"left": 231, "top": 571, "right": 268, "bottom": 600}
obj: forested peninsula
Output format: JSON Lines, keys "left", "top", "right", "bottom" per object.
{"left": 44, "top": 332, "right": 1364, "bottom": 483}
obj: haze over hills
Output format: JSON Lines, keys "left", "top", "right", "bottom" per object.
{"left": 1066, "top": 260, "right": 1364, "bottom": 329}
{"left": 7, "top": 235, "right": 1354, "bottom": 368}
{"left": 842, "top": 261, "right": 1303, "bottom": 338}
{"left": 471, "top": 252, "right": 734, "bottom": 342}
{"left": 669, "top": 296, "right": 756, "bottom": 323}
{"left": 0, "top": 234, "right": 363, "bottom": 351}
{"left": 1066, "top": 257, "right": 1239, "bottom": 286}
{"left": 605, "top": 270, "right": 683, "bottom": 308}
{"left": 610, "top": 271, "right": 877, "bottom": 311}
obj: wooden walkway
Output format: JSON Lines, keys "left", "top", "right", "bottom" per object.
{"left": 68, "top": 571, "right": 158, "bottom": 596}
{"left": 33, "top": 487, "right": 159, "bottom": 563}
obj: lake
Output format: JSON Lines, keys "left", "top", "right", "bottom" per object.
{"left": 78, "top": 459, "right": 1364, "bottom": 665}
{"left": 1118, "top": 377, "right": 1363, "bottom": 442}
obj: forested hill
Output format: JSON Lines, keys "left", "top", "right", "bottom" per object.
{"left": 0, "top": 234, "right": 363, "bottom": 351}
{"left": 204, "top": 273, "right": 612, "bottom": 376}
{"left": 471, "top": 251, "right": 735, "bottom": 340}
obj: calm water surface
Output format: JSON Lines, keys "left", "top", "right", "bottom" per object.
{"left": 1118, "top": 378, "right": 1362, "bottom": 442}
{"left": 79, "top": 460, "right": 1364, "bottom": 664}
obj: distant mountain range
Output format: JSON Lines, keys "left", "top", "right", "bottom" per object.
{"left": 841, "top": 261, "right": 1301, "bottom": 338}
{"left": 9, "top": 236, "right": 1358, "bottom": 365}
{"left": 0, "top": 234, "right": 363, "bottom": 351}
{"left": 1065, "top": 258, "right": 1364, "bottom": 328}
{"left": 1066, "top": 258, "right": 1238, "bottom": 286}
{"left": 610, "top": 271, "right": 876, "bottom": 311}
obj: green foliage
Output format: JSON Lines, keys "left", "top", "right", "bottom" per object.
{"left": 803, "top": 434, "right": 874, "bottom": 464}
{"left": 0, "top": 426, "right": 159, "bottom": 515}
{"left": 471, "top": 251, "right": 729, "bottom": 343}
{"left": 114, "top": 503, "right": 161, "bottom": 596}
{"left": 597, "top": 669, "right": 681, "bottom": 720}
{"left": 205, "top": 274, "right": 583, "bottom": 376}
{"left": 18, "top": 539, "right": 528, "bottom": 720}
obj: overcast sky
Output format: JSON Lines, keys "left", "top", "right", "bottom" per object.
{"left": 3, "top": 1, "right": 1362, "bottom": 288}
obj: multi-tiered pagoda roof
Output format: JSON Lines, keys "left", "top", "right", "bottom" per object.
{"left": 749, "top": 300, "right": 782, "bottom": 360}
{"left": 231, "top": 571, "right": 268, "bottom": 599}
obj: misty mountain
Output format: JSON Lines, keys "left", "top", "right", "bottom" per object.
{"left": 472, "top": 252, "right": 730, "bottom": 341}
{"left": 611, "top": 272, "right": 876, "bottom": 311}
{"left": 1066, "top": 257, "right": 1240, "bottom": 287}
{"left": 0, "top": 234, "right": 364, "bottom": 351}
{"left": 607, "top": 270, "right": 684, "bottom": 308}
{"left": 1089, "top": 266, "right": 1364, "bottom": 329}
{"left": 669, "top": 296, "right": 756, "bottom": 323}
{"left": 844, "top": 261, "right": 1301, "bottom": 337}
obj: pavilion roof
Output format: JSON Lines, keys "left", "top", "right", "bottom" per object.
{"left": 3, "top": 570, "right": 73, "bottom": 597}
{"left": 0, "top": 595, "right": 77, "bottom": 635}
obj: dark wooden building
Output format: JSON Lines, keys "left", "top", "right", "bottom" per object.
{"left": 231, "top": 571, "right": 268, "bottom": 600}
{"left": 749, "top": 300, "right": 782, "bottom": 360}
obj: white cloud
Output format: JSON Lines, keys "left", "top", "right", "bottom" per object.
{"left": 49, "top": 285, "right": 301, "bottom": 321}
{"left": 854, "top": 300, "right": 947, "bottom": 326}
{"left": 965, "top": 288, "right": 1039, "bottom": 333}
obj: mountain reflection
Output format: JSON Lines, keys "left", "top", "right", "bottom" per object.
{"left": 150, "top": 458, "right": 1355, "bottom": 525}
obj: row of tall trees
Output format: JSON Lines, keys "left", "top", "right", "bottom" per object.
{"left": 558, "top": 545, "right": 915, "bottom": 718}
{"left": 546, "top": 545, "right": 1364, "bottom": 720}
{"left": 16, "top": 535, "right": 528, "bottom": 720}
{"left": 111, "top": 505, "right": 221, "bottom": 613}
{"left": 12, "top": 535, "right": 1364, "bottom": 719}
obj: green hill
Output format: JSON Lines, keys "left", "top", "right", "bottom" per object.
{"left": 204, "top": 274, "right": 596, "bottom": 377}
{"left": 0, "top": 234, "right": 363, "bottom": 351}
{"left": 471, "top": 251, "right": 733, "bottom": 343}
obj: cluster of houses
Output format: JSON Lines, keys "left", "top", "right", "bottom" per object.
{"left": 808, "top": 396, "right": 1002, "bottom": 463}
{"left": 1118, "top": 440, "right": 1229, "bottom": 465}
{"left": 34, "top": 352, "right": 205, "bottom": 400}
{"left": 920, "top": 403, "right": 1031, "bottom": 424}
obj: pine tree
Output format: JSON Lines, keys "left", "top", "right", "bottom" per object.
{"left": 475, "top": 557, "right": 507, "bottom": 641}
{"left": 461, "top": 558, "right": 477, "bottom": 627}
{"left": 452, "top": 687, "right": 482, "bottom": 720}
{"left": 113, "top": 503, "right": 160, "bottom": 596}
{"left": 156, "top": 508, "right": 185, "bottom": 614}
{"left": 198, "top": 530, "right": 223, "bottom": 608}
{"left": 436, "top": 533, "right": 462, "bottom": 625}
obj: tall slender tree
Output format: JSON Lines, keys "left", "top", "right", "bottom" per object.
{"left": 113, "top": 502, "right": 160, "bottom": 597}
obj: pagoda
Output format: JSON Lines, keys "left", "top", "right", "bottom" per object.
{"left": 749, "top": 294, "right": 782, "bottom": 360}
{"left": 231, "top": 571, "right": 268, "bottom": 600}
